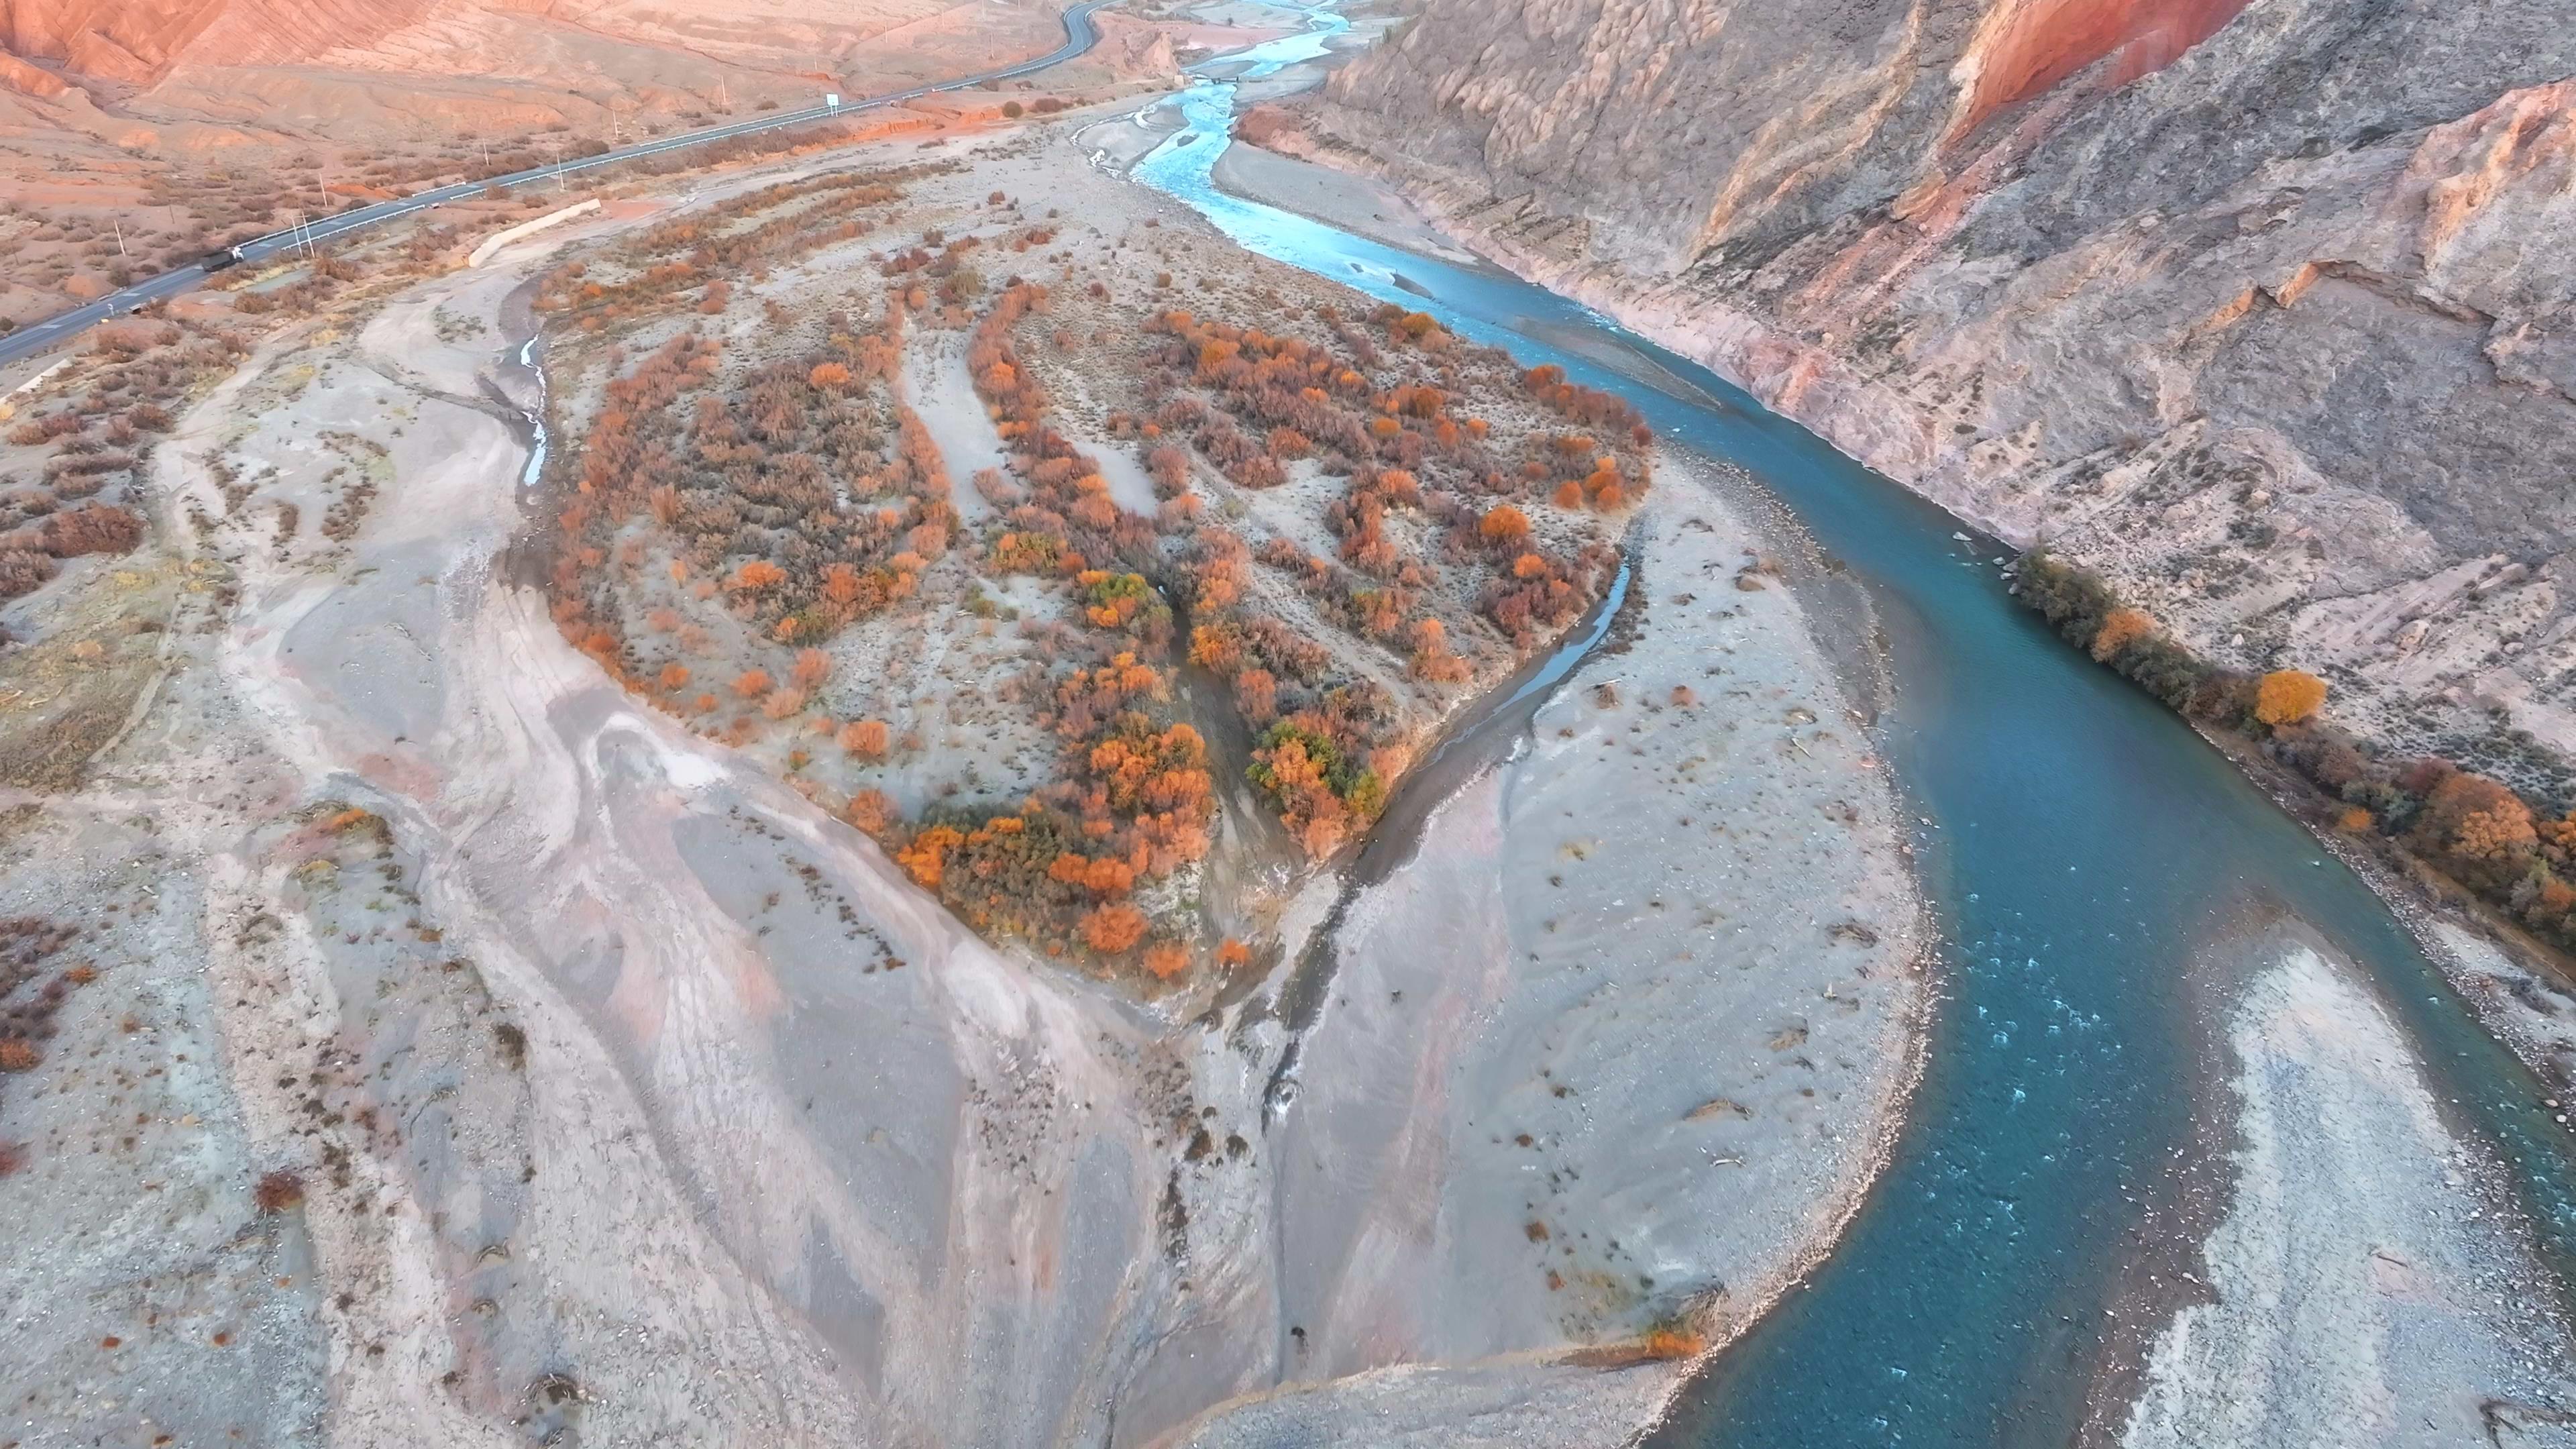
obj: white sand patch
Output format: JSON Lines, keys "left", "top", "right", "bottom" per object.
{"left": 1088, "top": 435, "right": 1163, "bottom": 513}
{"left": 901, "top": 326, "right": 1005, "bottom": 523}
{"left": 2123, "top": 945, "right": 2576, "bottom": 1448}
{"left": 1233, "top": 455, "right": 1346, "bottom": 560}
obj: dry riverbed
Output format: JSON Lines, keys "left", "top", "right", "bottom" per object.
{"left": 2125, "top": 935, "right": 2576, "bottom": 1448}
{"left": 0, "top": 95, "right": 1921, "bottom": 1449}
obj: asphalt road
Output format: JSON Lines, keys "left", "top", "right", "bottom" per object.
{"left": 0, "top": 0, "right": 1116, "bottom": 369}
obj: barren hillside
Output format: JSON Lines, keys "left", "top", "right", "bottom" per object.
{"left": 0, "top": 0, "right": 1189, "bottom": 327}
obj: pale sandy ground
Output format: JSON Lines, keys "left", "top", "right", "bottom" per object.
{"left": 1210, "top": 142, "right": 1493, "bottom": 269}
{"left": 1171, "top": 460, "right": 1925, "bottom": 1442}
{"left": 0, "top": 803, "right": 332, "bottom": 1446}
{"left": 2123, "top": 941, "right": 2576, "bottom": 1448}
{"left": 0, "top": 109, "right": 1921, "bottom": 1449}
{"left": 1086, "top": 433, "right": 1164, "bottom": 515}
{"left": 1084, "top": 98, "right": 1193, "bottom": 170}
{"left": 900, "top": 327, "right": 1004, "bottom": 523}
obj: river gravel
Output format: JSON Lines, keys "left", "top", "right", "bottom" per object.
{"left": 2123, "top": 943, "right": 2576, "bottom": 1448}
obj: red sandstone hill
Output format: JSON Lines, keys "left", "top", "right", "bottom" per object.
{"left": 0, "top": 0, "right": 1155, "bottom": 328}
{"left": 0, "top": 0, "right": 1083, "bottom": 91}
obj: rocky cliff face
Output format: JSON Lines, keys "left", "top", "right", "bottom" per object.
{"left": 1303, "top": 0, "right": 2576, "bottom": 796}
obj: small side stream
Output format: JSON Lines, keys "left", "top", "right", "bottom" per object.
{"left": 1129, "top": 6, "right": 2576, "bottom": 1446}
{"left": 489, "top": 280, "right": 549, "bottom": 488}
{"left": 1259, "top": 548, "right": 1633, "bottom": 1118}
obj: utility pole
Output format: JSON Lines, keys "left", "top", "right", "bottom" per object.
{"left": 112, "top": 215, "right": 126, "bottom": 258}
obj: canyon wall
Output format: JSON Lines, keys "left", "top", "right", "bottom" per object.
{"left": 1300, "top": 0, "right": 2576, "bottom": 796}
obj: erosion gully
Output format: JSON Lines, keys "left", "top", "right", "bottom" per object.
{"left": 1124, "top": 5, "right": 2576, "bottom": 1445}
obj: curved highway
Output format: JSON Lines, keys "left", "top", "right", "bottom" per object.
{"left": 0, "top": 0, "right": 1116, "bottom": 368}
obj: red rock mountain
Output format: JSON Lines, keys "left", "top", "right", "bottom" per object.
{"left": 1951, "top": 0, "right": 2252, "bottom": 139}
{"left": 1, "top": 0, "right": 1063, "bottom": 103}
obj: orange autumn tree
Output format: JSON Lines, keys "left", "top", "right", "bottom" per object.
{"left": 1082, "top": 903, "right": 1149, "bottom": 954}
{"left": 1141, "top": 940, "right": 1191, "bottom": 980}
{"left": 728, "top": 559, "right": 788, "bottom": 593}
{"left": 2091, "top": 608, "right": 2155, "bottom": 663}
{"left": 2254, "top": 669, "right": 2326, "bottom": 726}
{"left": 839, "top": 718, "right": 890, "bottom": 757}
{"left": 2416, "top": 770, "right": 2537, "bottom": 872}
{"left": 1479, "top": 504, "right": 1531, "bottom": 546}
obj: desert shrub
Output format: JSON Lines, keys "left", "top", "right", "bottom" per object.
{"left": 1142, "top": 940, "right": 1190, "bottom": 979}
{"left": 845, "top": 790, "right": 895, "bottom": 835}
{"left": 839, "top": 719, "right": 890, "bottom": 757}
{"left": 41, "top": 502, "right": 142, "bottom": 557}
{"left": 254, "top": 1170, "right": 305, "bottom": 1212}
{"left": 2091, "top": 608, "right": 2156, "bottom": 662}
{"left": 0, "top": 550, "right": 56, "bottom": 598}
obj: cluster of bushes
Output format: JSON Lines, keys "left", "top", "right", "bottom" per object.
{"left": 1248, "top": 714, "right": 1389, "bottom": 857}
{"left": 0, "top": 313, "right": 230, "bottom": 609}
{"left": 549, "top": 301, "right": 961, "bottom": 712}
{"left": 889, "top": 650, "right": 1218, "bottom": 968}
{"left": 229, "top": 256, "right": 365, "bottom": 317}
{"left": 1139, "top": 305, "right": 1559, "bottom": 497}
{"left": 880, "top": 229, "right": 994, "bottom": 318}
{"left": 535, "top": 169, "right": 908, "bottom": 335}
{"left": 534, "top": 266, "right": 1646, "bottom": 978}
{"left": 1119, "top": 303, "right": 1631, "bottom": 851}
{"left": 2015, "top": 548, "right": 2576, "bottom": 952}
{"left": 893, "top": 282, "right": 1236, "bottom": 971}
{"left": 968, "top": 281, "right": 1165, "bottom": 577}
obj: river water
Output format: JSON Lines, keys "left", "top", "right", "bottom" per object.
{"left": 1128, "top": 10, "right": 2576, "bottom": 1446}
